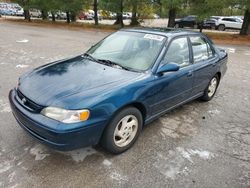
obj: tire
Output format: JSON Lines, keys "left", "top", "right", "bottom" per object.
{"left": 174, "top": 23, "right": 179, "bottom": 28}
{"left": 101, "top": 107, "right": 143, "bottom": 154}
{"left": 200, "top": 75, "right": 220, "bottom": 101}
{"left": 218, "top": 24, "right": 225, "bottom": 31}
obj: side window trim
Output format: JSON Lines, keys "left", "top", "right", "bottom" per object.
{"left": 161, "top": 36, "right": 192, "bottom": 69}
{"left": 188, "top": 34, "right": 216, "bottom": 64}
{"left": 203, "top": 36, "right": 217, "bottom": 60}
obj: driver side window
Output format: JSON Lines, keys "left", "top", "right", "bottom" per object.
{"left": 163, "top": 37, "right": 190, "bottom": 68}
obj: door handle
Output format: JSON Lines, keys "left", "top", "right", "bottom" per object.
{"left": 187, "top": 71, "right": 193, "bottom": 77}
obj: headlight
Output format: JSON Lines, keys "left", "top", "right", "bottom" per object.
{"left": 41, "top": 107, "right": 90, "bottom": 124}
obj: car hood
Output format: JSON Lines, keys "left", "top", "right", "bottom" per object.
{"left": 18, "top": 56, "right": 143, "bottom": 107}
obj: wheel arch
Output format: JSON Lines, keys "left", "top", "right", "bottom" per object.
{"left": 115, "top": 102, "right": 147, "bottom": 124}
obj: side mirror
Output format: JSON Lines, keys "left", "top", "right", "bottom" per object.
{"left": 156, "top": 62, "right": 180, "bottom": 75}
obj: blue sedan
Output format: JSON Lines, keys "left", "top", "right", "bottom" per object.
{"left": 9, "top": 28, "right": 227, "bottom": 154}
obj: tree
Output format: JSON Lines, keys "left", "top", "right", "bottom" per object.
{"left": 237, "top": 0, "right": 250, "bottom": 35}
{"left": 59, "top": 0, "right": 88, "bottom": 23}
{"left": 93, "top": 0, "right": 98, "bottom": 25}
{"left": 130, "top": 0, "right": 139, "bottom": 25}
{"left": 100, "top": 0, "right": 124, "bottom": 27}
{"left": 13, "top": 0, "right": 31, "bottom": 21}
{"left": 128, "top": 0, "right": 156, "bottom": 26}
{"left": 241, "top": 9, "right": 250, "bottom": 35}
{"left": 160, "top": 0, "right": 186, "bottom": 27}
{"left": 189, "top": 0, "right": 227, "bottom": 32}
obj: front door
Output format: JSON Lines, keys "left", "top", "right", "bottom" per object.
{"left": 150, "top": 37, "right": 194, "bottom": 115}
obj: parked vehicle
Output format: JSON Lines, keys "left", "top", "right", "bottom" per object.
{"left": 215, "top": 17, "right": 243, "bottom": 31}
{"left": 203, "top": 18, "right": 217, "bottom": 29}
{"left": 0, "top": 8, "right": 16, "bottom": 15}
{"left": 79, "top": 11, "right": 93, "bottom": 20}
{"left": 16, "top": 8, "right": 24, "bottom": 16}
{"left": 79, "top": 10, "right": 102, "bottom": 20}
{"left": 29, "top": 9, "right": 41, "bottom": 18}
{"left": 123, "top": 12, "right": 132, "bottom": 19}
{"left": 174, "top": 15, "right": 201, "bottom": 28}
{"left": 57, "top": 11, "right": 67, "bottom": 20}
{"left": 9, "top": 28, "right": 227, "bottom": 154}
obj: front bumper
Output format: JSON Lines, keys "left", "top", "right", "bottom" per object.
{"left": 9, "top": 89, "right": 107, "bottom": 151}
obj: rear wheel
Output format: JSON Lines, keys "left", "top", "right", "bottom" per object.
{"left": 200, "top": 75, "right": 220, "bottom": 101}
{"left": 101, "top": 107, "right": 143, "bottom": 154}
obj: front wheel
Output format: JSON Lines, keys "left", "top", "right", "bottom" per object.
{"left": 218, "top": 24, "right": 225, "bottom": 31}
{"left": 200, "top": 75, "right": 220, "bottom": 101}
{"left": 101, "top": 107, "right": 143, "bottom": 154}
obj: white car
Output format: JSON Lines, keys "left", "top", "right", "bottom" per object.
{"left": 215, "top": 17, "right": 243, "bottom": 31}
{"left": 29, "top": 9, "right": 41, "bottom": 18}
{"left": 16, "top": 8, "right": 24, "bottom": 16}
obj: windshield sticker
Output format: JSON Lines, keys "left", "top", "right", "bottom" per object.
{"left": 144, "top": 34, "right": 165, "bottom": 41}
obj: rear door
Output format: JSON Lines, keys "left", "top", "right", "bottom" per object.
{"left": 189, "top": 35, "right": 219, "bottom": 95}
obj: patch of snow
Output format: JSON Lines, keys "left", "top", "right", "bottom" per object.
{"left": 64, "top": 147, "right": 97, "bottom": 162}
{"left": 0, "top": 99, "right": 11, "bottom": 113}
{"left": 110, "top": 171, "right": 128, "bottom": 182}
{"left": 208, "top": 109, "right": 221, "bottom": 115}
{"left": 0, "top": 161, "right": 12, "bottom": 174}
{"left": 227, "top": 48, "right": 235, "bottom": 53}
{"left": 103, "top": 159, "right": 112, "bottom": 166}
{"left": 155, "top": 147, "right": 215, "bottom": 180}
{"left": 177, "top": 147, "right": 193, "bottom": 163}
{"left": 16, "top": 39, "right": 29, "bottom": 43}
{"left": 187, "top": 149, "right": 215, "bottom": 160}
{"left": 30, "top": 145, "right": 50, "bottom": 161}
{"left": 17, "top": 161, "right": 23, "bottom": 166}
{"left": 8, "top": 172, "right": 16, "bottom": 183}
{"left": 16, "top": 64, "right": 29, "bottom": 69}
{"left": 9, "top": 184, "right": 19, "bottom": 188}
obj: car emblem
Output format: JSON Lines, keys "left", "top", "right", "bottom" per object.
{"left": 22, "top": 98, "right": 27, "bottom": 104}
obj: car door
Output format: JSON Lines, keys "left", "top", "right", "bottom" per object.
{"left": 189, "top": 35, "right": 219, "bottom": 95}
{"left": 234, "top": 18, "right": 243, "bottom": 29}
{"left": 150, "top": 37, "right": 194, "bottom": 115}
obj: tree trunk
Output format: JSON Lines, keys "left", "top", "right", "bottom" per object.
{"left": 52, "top": 13, "right": 56, "bottom": 22}
{"left": 199, "top": 24, "right": 203, "bottom": 33}
{"left": 168, "top": 8, "right": 176, "bottom": 27}
{"left": 41, "top": 10, "right": 47, "bottom": 20}
{"left": 130, "top": 1, "right": 139, "bottom": 26}
{"left": 70, "top": 11, "right": 76, "bottom": 22}
{"left": 24, "top": 9, "right": 30, "bottom": 21}
{"left": 114, "top": 0, "right": 124, "bottom": 27}
{"left": 240, "top": 9, "right": 250, "bottom": 35}
{"left": 66, "top": 11, "right": 70, "bottom": 23}
{"left": 94, "top": 0, "right": 98, "bottom": 25}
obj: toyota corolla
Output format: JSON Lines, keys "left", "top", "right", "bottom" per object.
{"left": 9, "top": 28, "right": 227, "bottom": 154}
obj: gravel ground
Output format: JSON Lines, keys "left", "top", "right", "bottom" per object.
{"left": 0, "top": 21, "right": 249, "bottom": 188}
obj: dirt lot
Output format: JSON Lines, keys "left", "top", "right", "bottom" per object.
{"left": 0, "top": 22, "right": 250, "bottom": 188}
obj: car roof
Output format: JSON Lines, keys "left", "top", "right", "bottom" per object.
{"left": 122, "top": 27, "right": 202, "bottom": 38}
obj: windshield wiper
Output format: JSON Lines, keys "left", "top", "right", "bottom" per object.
{"left": 82, "top": 54, "right": 136, "bottom": 72}
{"left": 82, "top": 53, "right": 100, "bottom": 63}
{"left": 98, "top": 59, "right": 132, "bottom": 71}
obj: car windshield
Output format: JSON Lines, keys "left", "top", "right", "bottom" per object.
{"left": 87, "top": 31, "right": 166, "bottom": 71}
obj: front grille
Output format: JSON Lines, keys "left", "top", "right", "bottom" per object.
{"left": 16, "top": 89, "right": 43, "bottom": 113}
